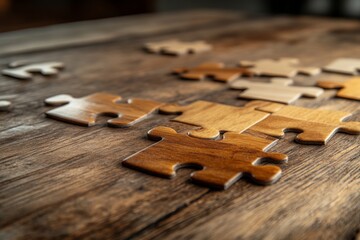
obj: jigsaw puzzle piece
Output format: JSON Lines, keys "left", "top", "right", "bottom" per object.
{"left": 0, "top": 100, "right": 11, "bottom": 111}
{"left": 45, "top": 93, "right": 162, "bottom": 127}
{"left": 239, "top": 58, "right": 320, "bottom": 77}
{"left": 173, "top": 62, "right": 252, "bottom": 82}
{"left": 123, "top": 126, "right": 287, "bottom": 189}
{"left": 2, "top": 62, "right": 64, "bottom": 80}
{"left": 250, "top": 101, "right": 360, "bottom": 144}
{"left": 144, "top": 39, "right": 211, "bottom": 56}
{"left": 159, "top": 100, "right": 269, "bottom": 139}
{"left": 317, "top": 77, "right": 360, "bottom": 101}
{"left": 323, "top": 58, "right": 360, "bottom": 75}
{"left": 230, "top": 78, "right": 323, "bottom": 104}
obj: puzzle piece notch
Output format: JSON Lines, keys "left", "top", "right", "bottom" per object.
{"left": 239, "top": 58, "right": 321, "bottom": 77}
{"left": 230, "top": 78, "right": 324, "bottom": 104}
{"left": 317, "top": 77, "right": 360, "bottom": 101}
{"left": 159, "top": 100, "right": 270, "bottom": 139}
{"left": 173, "top": 62, "right": 253, "bottom": 83}
{"left": 323, "top": 58, "right": 360, "bottom": 75}
{"left": 45, "top": 92, "right": 163, "bottom": 127}
{"left": 144, "top": 39, "right": 212, "bottom": 56}
{"left": 249, "top": 100, "right": 360, "bottom": 144}
{"left": 2, "top": 62, "right": 64, "bottom": 80}
{"left": 123, "top": 126, "right": 287, "bottom": 189}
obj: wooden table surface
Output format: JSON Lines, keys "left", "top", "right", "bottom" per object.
{"left": 0, "top": 10, "right": 359, "bottom": 240}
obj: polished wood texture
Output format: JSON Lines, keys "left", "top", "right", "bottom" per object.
{"left": 159, "top": 100, "right": 269, "bottom": 139}
{"left": 2, "top": 62, "right": 64, "bottom": 80}
{"left": 0, "top": 10, "right": 359, "bottom": 240}
{"left": 173, "top": 62, "right": 252, "bottom": 82}
{"left": 45, "top": 93, "right": 163, "bottom": 127}
{"left": 250, "top": 100, "right": 360, "bottom": 144}
{"left": 123, "top": 126, "right": 287, "bottom": 189}
{"left": 323, "top": 58, "right": 360, "bottom": 75}
{"left": 144, "top": 39, "right": 212, "bottom": 56}
{"left": 230, "top": 78, "right": 324, "bottom": 104}
{"left": 238, "top": 58, "right": 321, "bottom": 77}
{"left": 317, "top": 77, "right": 360, "bottom": 101}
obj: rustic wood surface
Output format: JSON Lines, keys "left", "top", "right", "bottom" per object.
{"left": 0, "top": 10, "right": 359, "bottom": 240}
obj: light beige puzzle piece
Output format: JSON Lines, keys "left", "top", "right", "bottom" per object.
{"left": 248, "top": 100, "right": 360, "bottom": 144}
{"left": 317, "top": 77, "right": 360, "bottom": 101}
{"left": 323, "top": 58, "right": 360, "bottom": 75}
{"left": 230, "top": 78, "right": 324, "bottom": 104}
{"left": 0, "top": 100, "right": 11, "bottom": 111}
{"left": 144, "top": 39, "right": 212, "bottom": 56}
{"left": 2, "top": 62, "right": 64, "bottom": 80}
{"left": 159, "top": 100, "right": 270, "bottom": 139}
{"left": 239, "top": 58, "right": 320, "bottom": 77}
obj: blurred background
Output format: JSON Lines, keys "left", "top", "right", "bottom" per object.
{"left": 0, "top": 0, "right": 359, "bottom": 33}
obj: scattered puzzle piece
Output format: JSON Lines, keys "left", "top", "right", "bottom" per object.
{"left": 248, "top": 100, "right": 360, "bottom": 144}
{"left": 159, "top": 100, "right": 269, "bottom": 139}
{"left": 323, "top": 58, "right": 360, "bottom": 75}
{"left": 317, "top": 78, "right": 360, "bottom": 101}
{"left": 2, "top": 62, "right": 64, "bottom": 80}
{"left": 173, "top": 62, "right": 253, "bottom": 82}
{"left": 123, "top": 126, "right": 287, "bottom": 189}
{"left": 45, "top": 92, "right": 162, "bottom": 127}
{"left": 238, "top": 58, "right": 320, "bottom": 77}
{"left": 144, "top": 39, "right": 212, "bottom": 56}
{"left": 230, "top": 78, "right": 324, "bottom": 104}
{"left": 0, "top": 100, "right": 11, "bottom": 111}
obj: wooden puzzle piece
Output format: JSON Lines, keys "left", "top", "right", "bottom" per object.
{"left": 173, "top": 62, "right": 253, "bottom": 83}
{"left": 230, "top": 78, "right": 324, "bottom": 104}
{"left": 123, "top": 126, "right": 287, "bottom": 189}
{"left": 45, "top": 92, "right": 162, "bottom": 127}
{"left": 159, "top": 100, "right": 269, "bottom": 139}
{"left": 2, "top": 62, "right": 64, "bottom": 80}
{"left": 0, "top": 100, "right": 11, "bottom": 111}
{"left": 144, "top": 39, "right": 212, "bottom": 56}
{"left": 323, "top": 58, "right": 360, "bottom": 75}
{"left": 238, "top": 58, "right": 320, "bottom": 77}
{"left": 317, "top": 78, "right": 360, "bottom": 101}
{"left": 247, "top": 100, "right": 360, "bottom": 144}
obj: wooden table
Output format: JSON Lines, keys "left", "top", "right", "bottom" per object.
{"left": 0, "top": 10, "right": 359, "bottom": 240}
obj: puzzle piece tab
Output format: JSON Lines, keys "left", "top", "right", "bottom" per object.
{"left": 144, "top": 39, "right": 212, "bottom": 56}
{"left": 230, "top": 78, "right": 324, "bottom": 104}
{"left": 317, "top": 77, "right": 360, "bottom": 101}
{"left": 45, "top": 92, "right": 162, "bottom": 127}
{"left": 239, "top": 58, "right": 320, "bottom": 77}
{"left": 2, "top": 62, "right": 64, "bottom": 80}
{"left": 159, "top": 100, "right": 269, "bottom": 139}
{"left": 123, "top": 126, "right": 287, "bottom": 189}
{"left": 323, "top": 58, "right": 360, "bottom": 75}
{"left": 173, "top": 62, "right": 253, "bottom": 83}
{"left": 248, "top": 100, "right": 360, "bottom": 144}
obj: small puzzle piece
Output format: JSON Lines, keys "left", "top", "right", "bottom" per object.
{"left": 230, "top": 78, "right": 324, "bottom": 104}
{"left": 323, "top": 58, "right": 360, "bottom": 75}
{"left": 159, "top": 100, "right": 269, "bottom": 139}
{"left": 2, "top": 62, "right": 64, "bottom": 80}
{"left": 45, "top": 92, "right": 162, "bottom": 127}
{"left": 248, "top": 100, "right": 360, "bottom": 144}
{"left": 238, "top": 58, "right": 320, "bottom": 77}
{"left": 144, "top": 39, "right": 212, "bottom": 56}
{"left": 317, "top": 77, "right": 360, "bottom": 101}
{"left": 173, "top": 62, "right": 253, "bottom": 82}
{"left": 123, "top": 126, "right": 287, "bottom": 189}
{"left": 0, "top": 100, "right": 11, "bottom": 111}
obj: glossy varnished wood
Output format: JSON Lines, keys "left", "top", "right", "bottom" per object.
{"left": 123, "top": 126, "right": 287, "bottom": 189}
{"left": 0, "top": 10, "right": 359, "bottom": 240}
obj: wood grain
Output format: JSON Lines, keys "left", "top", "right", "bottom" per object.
{"left": 317, "top": 77, "right": 360, "bottom": 101}
{"left": 159, "top": 100, "right": 269, "bottom": 139}
{"left": 45, "top": 92, "right": 163, "bottom": 127}
{"left": 250, "top": 100, "right": 360, "bottom": 144}
{"left": 0, "top": 10, "right": 359, "bottom": 240}
{"left": 123, "top": 126, "right": 287, "bottom": 189}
